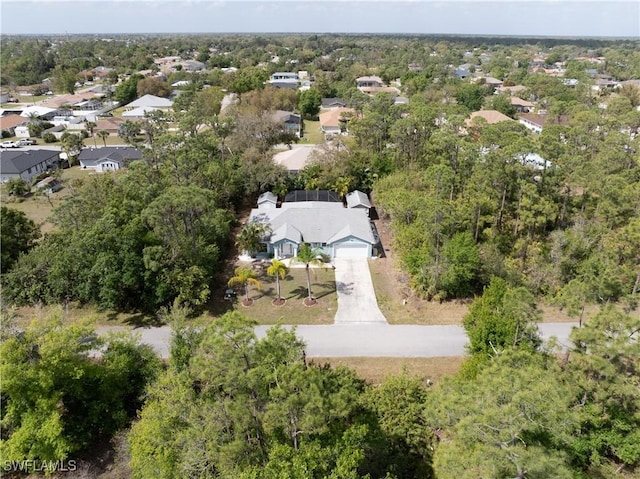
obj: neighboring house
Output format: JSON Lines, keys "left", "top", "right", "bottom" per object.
{"left": 356, "top": 76, "right": 399, "bottom": 96}
{"left": 454, "top": 64, "right": 472, "bottom": 79}
{"left": 249, "top": 190, "right": 377, "bottom": 259}
{"left": 474, "top": 75, "right": 503, "bottom": 91}
{"left": 321, "top": 98, "right": 347, "bottom": 109}
{"left": 19, "top": 106, "right": 58, "bottom": 120}
{"left": 510, "top": 97, "right": 535, "bottom": 113}
{"left": 95, "top": 117, "right": 127, "bottom": 135}
{"left": 78, "top": 146, "right": 142, "bottom": 172}
{"left": 356, "top": 76, "right": 384, "bottom": 89}
{"left": 271, "top": 110, "right": 301, "bottom": 136}
{"left": 268, "top": 72, "right": 299, "bottom": 90}
{"left": 34, "top": 176, "right": 63, "bottom": 194}
{"left": 519, "top": 113, "right": 570, "bottom": 134}
{"left": 42, "top": 124, "right": 67, "bottom": 140}
{"left": 273, "top": 145, "right": 321, "bottom": 173}
{"left": 0, "top": 114, "right": 27, "bottom": 137}
{"left": 465, "top": 110, "right": 514, "bottom": 127}
{"left": 182, "top": 60, "right": 205, "bottom": 72}
{"left": 319, "top": 107, "right": 355, "bottom": 136}
{"left": 0, "top": 150, "right": 60, "bottom": 183}
{"left": 122, "top": 106, "right": 161, "bottom": 118}
{"left": 125, "top": 94, "right": 173, "bottom": 110}
{"left": 496, "top": 85, "right": 528, "bottom": 96}
{"left": 346, "top": 190, "right": 372, "bottom": 217}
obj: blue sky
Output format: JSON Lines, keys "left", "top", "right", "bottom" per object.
{"left": 1, "top": 1, "right": 638, "bottom": 37}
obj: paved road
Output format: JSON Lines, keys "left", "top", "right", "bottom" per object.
{"left": 97, "top": 322, "right": 580, "bottom": 359}
{"left": 334, "top": 259, "right": 387, "bottom": 323}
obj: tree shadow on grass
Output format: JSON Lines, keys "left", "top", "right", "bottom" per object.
{"left": 287, "top": 286, "right": 311, "bottom": 301}
{"left": 314, "top": 281, "right": 337, "bottom": 299}
{"left": 105, "top": 311, "right": 162, "bottom": 328}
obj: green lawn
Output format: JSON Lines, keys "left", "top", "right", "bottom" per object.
{"left": 300, "top": 120, "right": 324, "bottom": 144}
{"left": 83, "top": 135, "right": 129, "bottom": 146}
{"left": 217, "top": 266, "right": 338, "bottom": 324}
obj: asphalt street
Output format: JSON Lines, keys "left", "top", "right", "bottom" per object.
{"left": 97, "top": 322, "right": 580, "bottom": 359}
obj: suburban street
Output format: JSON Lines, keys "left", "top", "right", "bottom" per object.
{"left": 97, "top": 322, "right": 580, "bottom": 359}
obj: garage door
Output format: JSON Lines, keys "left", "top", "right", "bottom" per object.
{"left": 333, "top": 242, "right": 370, "bottom": 259}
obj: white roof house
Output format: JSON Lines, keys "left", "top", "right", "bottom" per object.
{"left": 125, "top": 94, "right": 173, "bottom": 109}
{"left": 19, "top": 106, "right": 57, "bottom": 118}
{"left": 249, "top": 194, "right": 376, "bottom": 260}
{"left": 122, "top": 106, "right": 161, "bottom": 118}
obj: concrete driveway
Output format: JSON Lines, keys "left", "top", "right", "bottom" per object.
{"left": 333, "top": 258, "right": 387, "bottom": 323}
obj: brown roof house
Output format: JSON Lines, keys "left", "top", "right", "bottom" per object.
{"left": 519, "top": 113, "right": 570, "bottom": 134}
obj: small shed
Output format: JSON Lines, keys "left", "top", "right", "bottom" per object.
{"left": 34, "top": 176, "right": 62, "bottom": 195}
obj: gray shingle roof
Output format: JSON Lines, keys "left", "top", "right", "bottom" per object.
{"left": 78, "top": 146, "right": 142, "bottom": 167}
{"left": 249, "top": 202, "right": 375, "bottom": 245}
{"left": 0, "top": 150, "right": 59, "bottom": 174}
{"left": 346, "top": 190, "right": 371, "bottom": 209}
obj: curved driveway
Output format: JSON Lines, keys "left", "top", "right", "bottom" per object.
{"left": 97, "top": 322, "right": 579, "bottom": 359}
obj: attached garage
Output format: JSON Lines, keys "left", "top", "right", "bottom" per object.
{"left": 333, "top": 241, "right": 371, "bottom": 259}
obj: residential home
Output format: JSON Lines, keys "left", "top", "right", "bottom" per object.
{"left": 271, "top": 110, "right": 301, "bottom": 137}
{"left": 519, "top": 113, "right": 570, "bottom": 134}
{"left": 321, "top": 98, "right": 347, "bottom": 109}
{"left": 356, "top": 76, "right": 384, "bottom": 89}
{"left": 181, "top": 60, "right": 205, "bottom": 72}
{"left": 122, "top": 106, "right": 162, "bottom": 119}
{"left": 496, "top": 85, "right": 528, "bottom": 96}
{"left": 454, "top": 64, "right": 472, "bottom": 79}
{"left": 465, "top": 110, "right": 514, "bottom": 128}
{"left": 510, "top": 97, "right": 535, "bottom": 113}
{"left": 319, "top": 107, "right": 355, "bottom": 136}
{"left": 19, "top": 106, "right": 58, "bottom": 120}
{"left": 78, "top": 146, "right": 142, "bottom": 172}
{"left": 268, "top": 72, "right": 299, "bottom": 90}
{"left": 42, "top": 124, "right": 67, "bottom": 140}
{"left": 272, "top": 145, "right": 321, "bottom": 173}
{"left": 95, "top": 117, "right": 127, "bottom": 135}
{"left": 257, "top": 191, "right": 278, "bottom": 209}
{"left": 125, "top": 94, "right": 173, "bottom": 110}
{"left": 249, "top": 190, "right": 376, "bottom": 259}
{"left": 0, "top": 114, "right": 27, "bottom": 137}
{"left": 0, "top": 149, "right": 60, "bottom": 183}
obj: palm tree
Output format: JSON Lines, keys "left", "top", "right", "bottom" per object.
{"left": 293, "top": 243, "right": 329, "bottom": 305}
{"left": 85, "top": 121, "right": 97, "bottom": 147}
{"left": 97, "top": 130, "right": 109, "bottom": 147}
{"left": 267, "top": 259, "right": 288, "bottom": 305}
{"left": 236, "top": 221, "right": 270, "bottom": 258}
{"left": 228, "top": 266, "right": 262, "bottom": 306}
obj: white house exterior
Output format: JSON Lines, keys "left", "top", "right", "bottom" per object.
{"left": 249, "top": 192, "right": 377, "bottom": 260}
{"left": 78, "top": 146, "right": 142, "bottom": 172}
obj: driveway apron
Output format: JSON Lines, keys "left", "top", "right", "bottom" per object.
{"left": 333, "top": 258, "right": 387, "bottom": 323}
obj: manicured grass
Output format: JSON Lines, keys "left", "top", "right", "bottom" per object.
{"left": 82, "top": 135, "right": 129, "bottom": 147}
{"left": 312, "top": 356, "right": 465, "bottom": 385}
{"left": 300, "top": 120, "right": 324, "bottom": 144}
{"left": 222, "top": 266, "right": 338, "bottom": 324}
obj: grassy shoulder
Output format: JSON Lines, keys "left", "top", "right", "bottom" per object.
{"left": 312, "top": 356, "right": 465, "bottom": 385}
{"left": 369, "top": 257, "right": 590, "bottom": 325}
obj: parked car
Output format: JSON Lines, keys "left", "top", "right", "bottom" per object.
{"left": 6, "top": 98, "right": 19, "bottom": 103}
{"left": 0, "top": 140, "right": 18, "bottom": 148}
{"left": 16, "top": 138, "right": 37, "bottom": 146}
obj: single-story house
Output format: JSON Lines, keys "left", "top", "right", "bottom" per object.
{"left": 519, "top": 113, "right": 570, "bottom": 134}
{"left": 78, "top": 146, "right": 142, "bottom": 172}
{"left": 496, "top": 85, "right": 528, "bottom": 96}
{"left": 122, "top": 106, "right": 161, "bottom": 118}
{"left": 321, "top": 98, "right": 347, "bottom": 109}
{"left": 0, "top": 149, "right": 60, "bottom": 183}
{"left": 42, "top": 124, "right": 67, "bottom": 140}
{"left": 465, "top": 110, "right": 514, "bottom": 127}
{"left": 273, "top": 145, "right": 321, "bottom": 173}
{"left": 124, "top": 94, "right": 173, "bottom": 110}
{"left": 346, "top": 190, "right": 372, "bottom": 216}
{"left": 356, "top": 76, "right": 384, "bottom": 89}
{"left": 0, "top": 114, "right": 27, "bottom": 137}
{"left": 34, "top": 176, "right": 63, "bottom": 194}
{"left": 249, "top": 190, "right": 376, "bottom": 259}
{"left": 319, "top": 107, "right": 355, "bottom": 136}
{"left": 95, "top": 117, "right": 127, "bottom": 135}
{"left": 271, "top": 110, "right": 301, "bottom": 136}
{"left": 510, "top": 97, "right": 535, "bottom": 113}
